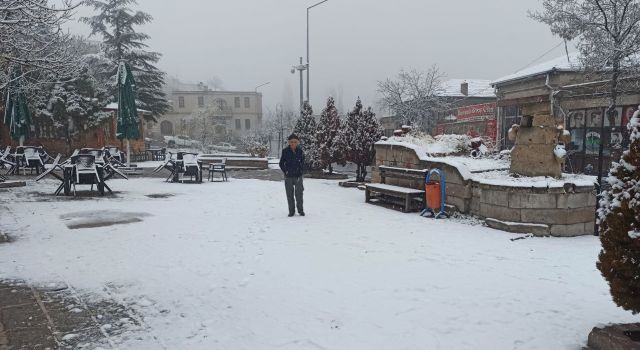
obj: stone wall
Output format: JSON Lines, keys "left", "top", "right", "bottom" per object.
{"left": 374, "top": 143, "right": 596, "bottom": 237}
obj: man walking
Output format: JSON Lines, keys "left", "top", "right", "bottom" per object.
{"left": 279, "top": 134, "right": 305, "bottom": 217}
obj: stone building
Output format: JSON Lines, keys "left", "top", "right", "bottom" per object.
{"left": 492, "top": 53, "right": 640, "bottom": 175}
{"left": 148, "top": 83, "right": 263, "bottom": 143}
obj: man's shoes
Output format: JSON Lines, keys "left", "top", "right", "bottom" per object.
{"left": 299, "top": 212, "right": 305, "bottom": 216}
{"left": 288, "top": 213, "right": 295, "bottom": 217}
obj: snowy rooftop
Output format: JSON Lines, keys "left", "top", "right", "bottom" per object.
{"left": 493, "top": 52, "right": 582, "bottom": 85}
{"left": 104, "top": 102, "right": 152, "bottom": 114}
{"left": 439, "top": 79, "right": 496, "bottom": 98}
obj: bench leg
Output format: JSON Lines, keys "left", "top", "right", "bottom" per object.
{"left": 365, "top": 189, "right": 371, "bottom": 203}
{"left": 404, "top": 195, "right": 411, "bottom": 213}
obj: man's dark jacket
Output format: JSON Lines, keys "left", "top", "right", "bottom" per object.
{"left": 279, "top": 147, "right": 305, "bottom": 178}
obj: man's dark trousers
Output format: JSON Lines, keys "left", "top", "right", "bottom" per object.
{"left": 285, "top": 176, "right": 304, "bottom": 214}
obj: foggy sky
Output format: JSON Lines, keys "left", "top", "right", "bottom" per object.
{"left": 66, "top": 0, "right": 567, "bottom": 116}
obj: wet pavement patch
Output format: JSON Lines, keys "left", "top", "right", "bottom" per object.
{"left": 0, "top": 233, "right": 11, "bottom": 244}
{"left": 145, "top": 193, "right": 175, "bottom": 199}
{"left": 60, "top": 210, "right": 151, "bottom": 230}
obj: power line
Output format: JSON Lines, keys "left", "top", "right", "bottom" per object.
{"left": 514, "top": 41, "right": 566, "bottom": 73}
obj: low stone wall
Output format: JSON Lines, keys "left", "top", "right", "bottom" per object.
{"left": 373, "top": 143, "right": 596, "bottom": 237}
{"left": 199, "top": 155, "right": 268, "bottom": 170}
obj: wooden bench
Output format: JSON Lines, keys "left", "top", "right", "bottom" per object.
{"left": 365, "top": 166, "right": 426, "bottom": 213}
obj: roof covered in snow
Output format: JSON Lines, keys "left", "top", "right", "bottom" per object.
{"left": 104, "top": 102, "right": 152, "bottom": 114}
{"left": 439, "top": 79, "right": 495, "bottom": 98}
{"left": 492, "top": 53, "right": 582, "bottom": 85}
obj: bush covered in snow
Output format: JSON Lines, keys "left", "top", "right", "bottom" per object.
{"left": 597, "top": 109, "right": 640, "bottom": 314}
{"left": 386, "top": 133, "right": 471, "bottom": 156}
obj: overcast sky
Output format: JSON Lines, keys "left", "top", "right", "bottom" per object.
{"left": 66, "top": 0, "right": 568, "bottom": 116}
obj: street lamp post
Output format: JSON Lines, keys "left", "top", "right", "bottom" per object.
{"left": 291, "top": 57, "right": 308, "bottom": 110}
{"left": 307, "top": 0, "right": 329, "bottom": 103}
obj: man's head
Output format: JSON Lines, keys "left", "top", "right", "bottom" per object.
{"left": 288, "top": 134, "right": 300, "bottom": 150}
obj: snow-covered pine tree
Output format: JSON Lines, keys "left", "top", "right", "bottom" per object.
{"left": 82, "top": 0, "right": 170, "bottom": 120}
{"left": 315, "top": 97, "right": 345, "bottom": 174}
{"left": 293, "top": 101, "right": 319, "bottom": 169}
{"left": 597, "top": 108, "right": 640, "bottom": 314}
{"left": 341, "top": 98, "right": 383, "bottom": 182}
{"left": 34, "top": 62, "right": 111, "bottom": 153}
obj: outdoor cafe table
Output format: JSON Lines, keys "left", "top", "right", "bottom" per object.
{"left": 61, "top": 162, "right": 109, "bottom": 196}
{"left": 9, "top": 146, "right": 47, "bottom": 175}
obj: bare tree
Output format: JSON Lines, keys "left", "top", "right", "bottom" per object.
{"left": 0, "top": 0, "right": 82, "bottom": 91}
{"left": 376, "top": 65, "right": 450, "bottom": 132}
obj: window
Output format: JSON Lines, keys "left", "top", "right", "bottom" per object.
{"left": 245, "top": 119, "right": 251, "bottom": 130}
{"left": 178, "top": 96, "right": 185, "bottom": 108}
{"left": 244, "top": 97, "right": 251, "bottom": 108}
{"left": 235, "top": 119, "right": 242, "bottom": 130}
{"left": 234, "top": 97, "right": 241, "bottom": 108}
{"left": 198, "top": 96, "right": 205, "bottom": 108}
{"left": 216, "top": 98, "right": 227, "bottom": 111}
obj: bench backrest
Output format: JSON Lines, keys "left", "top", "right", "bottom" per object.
{"left": 378, "top": 166, "right": 426, "bottom": 189}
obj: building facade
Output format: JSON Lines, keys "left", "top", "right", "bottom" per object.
{"left": 492, "top": 53, "right": 640, "bottom": 175}
{"left": 149, "top": 85, "right": 263, "bottom": 144}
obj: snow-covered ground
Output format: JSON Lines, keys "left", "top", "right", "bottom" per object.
{"left": 0, "top": 178, "right": 636, "bottom": 349}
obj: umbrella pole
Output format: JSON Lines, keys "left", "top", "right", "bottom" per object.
{"left": 19, "top": 135, "right": 24, "bottom": 147}
{"left": 126, "top": 139, "right": 131, "bottom": 168}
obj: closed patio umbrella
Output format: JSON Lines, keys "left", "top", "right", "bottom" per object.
{"left": 3, "top": 71, "right": 31, "bottom": 146}
{"left": 116, "top": 62, "right": 140, "bottom": 167}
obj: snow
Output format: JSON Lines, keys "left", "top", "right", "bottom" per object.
{"left": 366, "top": 183, "right": 425, "bottom": 194}
{"left": 440, "top": 79, "right": 496, "bottom": 98}
{"left": 493, "top": 52, "right": 582, "bottom": 85}
{"left": 629, "top": 231, "right": 640, "bottom": 239}
{"left": 0, "top": 178, "right": 634, "bottom": 349}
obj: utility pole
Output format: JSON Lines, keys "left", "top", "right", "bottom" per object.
{"left": 291, "top": 57, "right": 308, "bottom": 110}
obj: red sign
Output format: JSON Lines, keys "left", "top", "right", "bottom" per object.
{"left": 457, "top": 103, "right": 496, "bottom": 121}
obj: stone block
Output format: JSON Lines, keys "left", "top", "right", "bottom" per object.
{"left": 510, "top": 143, "right": 562, "bottom": 178}
{"left": 446, "top": 195, "right": 467, "bottom": 213}
{"left": 588, "top": 323, "right": 640, "bottom": 350}
{"left": 521, "top": 207, "right": 595, "bottom": 225}
{"left": 549, "top": 223, "right": 590, "bottom": 237}
{"left": 509, "top": 192, "right": 557, "bottom": 209}
{"left": 556, "top": 192, "right": 592, "bottom": 209}
{"left": 446, "top": 183, "right": 472, "bottom": 199}
{"left": 481, "top": 190, "right": 509, "bottom": 206}
{"left": 485, "top": 218, "right": 550, "bottom": 236}
{"left": 480, "top": 203, "right": 521, "bottom": 222}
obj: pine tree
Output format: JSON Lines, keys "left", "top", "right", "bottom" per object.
{"left": 315, "top": 97, "right": 345, "bottom": 174}
{"left": 82, "top": 0, "right": 170, "bottom": 120}
{"left": 597, "top": 109, "right": 640, "bottom": 314}
{"left": 341, "top": 98, "right": 383, "bottom": 182}
{"left": 293, "top": 101, "right": 318, "bottom": 169}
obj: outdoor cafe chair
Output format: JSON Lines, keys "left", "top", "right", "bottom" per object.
{"left": 180, "top": 153, "right": 201, "bottom": 183}
{"left": 22, "top": 147, "right": 44, "bottom": 175}
{"left": 35, "top": 154, "right": 66, "bottom": 195}
{"left": 73, "top": 154, "right": 101, "bottom": 196}
{"left": 0, "top": 146, "right": 16, "bottom": 176}
{"left": 208, "top": 158, "right": 228, "bottom": 182}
